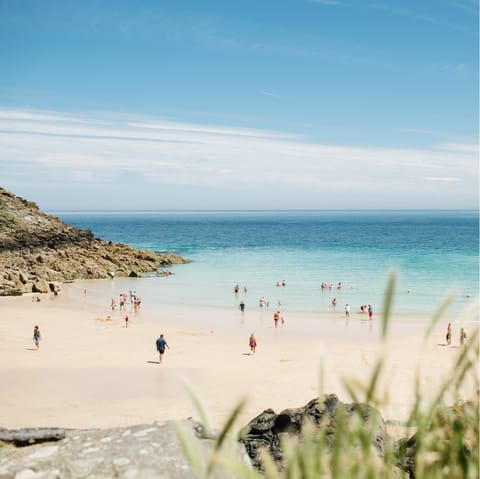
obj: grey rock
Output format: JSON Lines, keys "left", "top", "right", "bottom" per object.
{"left": 240, "top": 394, "right": 389, "bottom": 471}
{"left": 0, "top": 421, "right": 248, "bottom": 479}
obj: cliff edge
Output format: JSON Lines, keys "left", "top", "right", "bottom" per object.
{"left": 0, "top": 187, "right": 189, "bottom": 295}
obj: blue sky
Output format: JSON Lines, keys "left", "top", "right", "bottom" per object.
{"left": 0, "top": 0, "right": 478, "bottom": 210}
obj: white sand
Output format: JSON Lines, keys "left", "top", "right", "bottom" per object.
{"left": 0, "top": 284, "right": 477, "bottom": 431}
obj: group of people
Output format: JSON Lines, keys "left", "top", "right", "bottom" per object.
{"left": 445, "top": 323, "right": 467, "bottom": 346}
{"left": 359, "top": 304, "right": 374, "bottom": 319}
{"left": 336, "top": 302, "right": 373, "bottom": 320}
{"left": 233, "top": 284, "right": 247, "bottom": 294}
{"left": 111, "top": 291, "right": 141, "bottom": 312}
{"left": 321, "top": 281, "right": 343, "bottom": 290}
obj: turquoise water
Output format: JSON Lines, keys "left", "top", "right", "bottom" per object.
{"left": 55, "top": 210, "right": 479, "bottom": 317}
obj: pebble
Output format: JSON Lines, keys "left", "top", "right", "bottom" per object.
{"left": 14, "top": 469, "right": 38, "bottom": 479}
{"left": 82, "top": 447, "right": 100, "bottom": 454}
{"left": 133, "top": 427, "right": 156, "bottom": 438}
{"left": 26, "top": 446, "right": 58, "bottom": 460}
{"left": 123, "top": 469, "right": 138, "bottom": 479}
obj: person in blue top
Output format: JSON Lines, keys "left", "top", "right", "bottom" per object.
{"left": 156, "top": 334, "right": 170, "bottom": 364}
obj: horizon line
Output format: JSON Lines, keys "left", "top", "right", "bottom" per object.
{"left": 48, "top": 208, "right": 480, "bottom": 214}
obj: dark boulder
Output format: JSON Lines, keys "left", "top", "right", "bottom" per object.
{"left": 240, "top": 394, "right": 389, "bottom": 471}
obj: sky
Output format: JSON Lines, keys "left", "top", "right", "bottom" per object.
{"left": 0, "top": 0, "right": 478, "bottom": 210}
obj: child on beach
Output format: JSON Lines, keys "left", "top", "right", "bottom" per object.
{"left": 249, "top": 334, "right": 257, "bottom": 354}
{"left": 33, "top": 325, "right": 42, "bottom": 350}
{"left": 459, "top": 328, "right": 467, "bottom": 346}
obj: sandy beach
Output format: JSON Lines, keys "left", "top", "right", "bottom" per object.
{"left": 0, "top": 282, "right": 477, "bottom": 432}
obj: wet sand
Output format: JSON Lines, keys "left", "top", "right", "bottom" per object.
{"left": 0, "top": 284, "right": 476, "bottom": 431}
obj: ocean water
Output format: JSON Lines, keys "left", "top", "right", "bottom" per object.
{"left": 54, "top": 210, "right": 479, "bottom": 317}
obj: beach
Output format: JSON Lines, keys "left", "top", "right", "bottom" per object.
{"left": 0, "top": 281, "right": 477, "bottom": 433}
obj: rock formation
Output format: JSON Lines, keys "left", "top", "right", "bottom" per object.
{"left": 1, "top": 396, "right": 476, "bottom": 477}
{"left": 0, "top": 187, "right": 189, "bottom": 295}
{"left": 239, "top": 394, "right": 389, "bottom": 472}
{"left": 239, "top": 394, "right": 478, "bottom": 478}
{"left": 0, "top": 421, "right": 248, "bottom": 479}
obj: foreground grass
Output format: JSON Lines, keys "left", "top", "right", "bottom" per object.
{"left": 177, "top": 273, "right": 479, "bottom": 479}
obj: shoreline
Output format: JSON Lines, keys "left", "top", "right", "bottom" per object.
{"left": 0, "top": 282, "right": 477, "bottom": 431}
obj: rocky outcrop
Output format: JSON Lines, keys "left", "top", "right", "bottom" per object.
{"left": 1, "top": 397, "right": 476, "bottom": 478}
{"left": 0, "top": 421, "right": 249, "bottom": 479}
{"left": 394, "top": 400, "right": 478, "bottom": 479}
{"left": 0, "top": 187, "right": 189, "bottom": 295}
{"left": 239, "top": 394, "right": 389, "bottom": 472}
{"left": 240, "top": 395, "right": 479, "bottom": 478}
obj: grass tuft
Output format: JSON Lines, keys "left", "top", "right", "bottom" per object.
{"left": 176, "top": 279, "right": 479, "bottom": 479}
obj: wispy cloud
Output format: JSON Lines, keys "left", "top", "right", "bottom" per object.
{"left": 395, "top": 127, "right": 440, "bottom": 135}
{"left": 310, "top": 0, "right": 350, "bottom": 6}
{"left": 424, "top": 176, "right": 461, "bottom": 182}
{"left": 0, "top": 108, "right": 477, "bottom": 209}
{"left": 258, "top": 90, "right": 289, "bottom": 100}
{"left": 369, "top": 2, "right": 477, "bottom": 35}
{"left": 441, "top": 0, "right": 479, "bottom": 15}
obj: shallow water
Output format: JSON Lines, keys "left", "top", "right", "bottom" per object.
{"left": 54, "top": 210, "right": 479, "bottom": 317}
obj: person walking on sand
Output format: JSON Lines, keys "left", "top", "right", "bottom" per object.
{"left": 156, "top": 334, "right": 170, "bottom": 364}
{"left": 273, "top": 310, "right": 280, "bottom": 328}
{"left": 368, "top": 304, "right": 373, "bottom": 320}
{"left": 345, "top": 303, "right": 350, "bottom": 319}
{"left": 446, "top": 322, "right": 452, "bottom": 345}
{"left": 249, "top": 334, "right": 257, "bottom": 355}
{"left": 459, "top": 327, "right": 467, "bottom": 346}
{"left": 125, "top": 315, "right": 129, "bottom": 328}
{"left": 33, "top": 325, "right": 42, "bottom": 350}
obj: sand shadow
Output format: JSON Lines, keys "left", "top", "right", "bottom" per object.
{"left": 25, "top": 348, "right": 37, "bottom": 351}
{"left": 242, "top": 353, "right": 252, "bottom": 356}
{"left": 146, "top": 360, "right": 160, "bottom": 364}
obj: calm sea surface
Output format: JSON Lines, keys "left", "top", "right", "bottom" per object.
{"left": 54, "top": 210, "right": 479, "bottom": 317}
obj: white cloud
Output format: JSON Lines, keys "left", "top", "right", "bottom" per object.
{"left": 424, "top": 176, "right": 461, "bottom": 182}
{"left": 0, "top": 108, "right": 477, "bottom": 209}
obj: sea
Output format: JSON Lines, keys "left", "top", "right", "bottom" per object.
{"left": 54, "top": 210, "right": 479, "bottom": 319}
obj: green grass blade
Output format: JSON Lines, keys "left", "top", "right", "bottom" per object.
{"left": 381, "top": 271, "right": 397, "bottom": 341}
{"left": 174, "top": 421, "right": 207, "bottom": 478}
{"left": 183, "top": 382, "right": 212, "bottom": 437}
